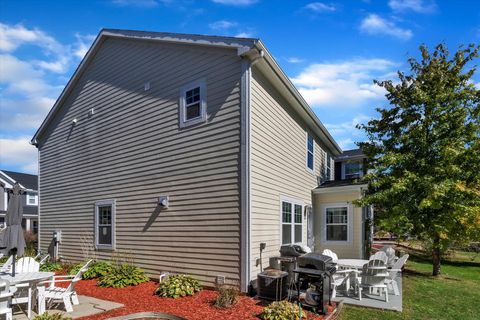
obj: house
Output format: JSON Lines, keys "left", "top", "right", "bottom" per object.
{"left": 31, "top": 29, "right": 369, "bottom": 291}
{"left": 0, "top": 170, "right": 39, "bottom": 233}
{"left": 313, "top": 149, "right": 372, "bottom": 259}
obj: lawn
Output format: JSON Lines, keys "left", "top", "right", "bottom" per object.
{"left": 338, "top": 248, "right": 480, "bottom": 320}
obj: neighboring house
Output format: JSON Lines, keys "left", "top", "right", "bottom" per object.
{"left": 31, "top": 29, "right": 369, "bottom": 291}
{"left": 0, "top": 170, "right": 39, "bottom": 233}
{"left": 313, "top": 149, "right": 372, "bottom": 259}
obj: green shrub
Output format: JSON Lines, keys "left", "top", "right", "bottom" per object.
{"left": 260, "top": 301, "right": 303, "bottom": 320}
{"left": 66, "top": 262, "right": 84, "bottom": 275}
{"left": 40, "top": 261, "right": 62, "bottom": 272}
{"left": 155, "top": 274, "right": 202, "bottom": 298}
{"left": 33, "top": 312, "right": 72, "bottom": 320}
{"left": 83, "top": 261, "right": 113, "bottom": 279}
{"left": 97, "top": 264, "right": 149, "bottom": 288}
{"left": 214, "top": 285, "right": 239, "bottom": 308}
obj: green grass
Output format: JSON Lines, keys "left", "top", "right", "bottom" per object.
{"left": 338, "top": 249, "right": 480, "bottom": 320}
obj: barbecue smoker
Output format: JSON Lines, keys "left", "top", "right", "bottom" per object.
{"left": 294, "top": 253, "right": 336, "bottom": 314}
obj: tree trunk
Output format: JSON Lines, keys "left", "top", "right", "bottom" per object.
{"left": 432, "top": 236, "right": 441, "bottom": 276}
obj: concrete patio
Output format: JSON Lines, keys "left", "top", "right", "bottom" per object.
{"left": 332, "top": 275, "right": 403, "bottom": 311}
{"left": 13, "top": 295, "right": 123, "bottom": 319}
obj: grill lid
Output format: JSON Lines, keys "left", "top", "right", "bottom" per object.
{"left": 297, "top": 253, "right": 333, "bottom": 270}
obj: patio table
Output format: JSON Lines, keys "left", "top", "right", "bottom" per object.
{"left": 337, "top": 259, "right": 369, "bottom": 270}
{"left": 0, "top": 271, "right": 55, "bottom": 318}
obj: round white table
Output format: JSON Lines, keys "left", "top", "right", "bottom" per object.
{"left": 336, "top": 259, "right": 369, "bottom": 269}
{"left": 1, "top": 271, "right": 55, "bottom": 318}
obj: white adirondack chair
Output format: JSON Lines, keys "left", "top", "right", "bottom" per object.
{"left": 38, "top": 254, "right": 50, "bottom": 265}
{"left": 380, "top": 246, "right": 398, "bottom": 267}
{"left": 0, "top": 279, "right": 17, "bottom": 320}
{"left": 322, "top": 249, "right": 339, "bottom": 263}
{"left": 385, "top": 254, "right": 409, "bottom": 295}
{"left": 0, "top": 255, "right": 13, "bottom": 273}
{"left": 38, "top": 260, "right": 93, "bottom": 312}
{"left": 12, "top": 257, "right": 41, "bottom": 318}
{"left": 331, "top": 269, "right": 359, "bottom": 299}
{"left": 369, "top": 251, "right": 388, "bottom": 264}
{"left": 356, "top": 259, "right": 389, "bottom": 302}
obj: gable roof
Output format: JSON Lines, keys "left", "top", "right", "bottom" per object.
{"left": 0, "top": 170, "right": 38, "bottom": 190}
{"left": 31, "top": 29, "right": 341, "bottom": 155}
{"left": 335, "top": 148, "right": 365, "bottom": 161}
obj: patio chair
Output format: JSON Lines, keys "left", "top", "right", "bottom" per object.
{"left": 11, "top": 257, "right": 40, "bottom": 318}
{"left": 0, "top": 279, "right": 17, "bottom": 320}
{"left": 331, "top": 269, "right": 360, "bottom": 299}
{"left": 355, "top": 259, "right": 389, "bottom": 302}
{"left": 385, "top": 254, "right": 409, "bottom": 295}
{"left": 0, "top": 255, "right": 13, "bottom": 273}
{"left": 38, "top": 254, "right": 50, "bottom": 265}
{"left": 38, "top": 259, "right": 93, "bottom": 312}
{"left": 380, "top": 246, "right": 398, "bottom": 267}
{"left": 369, "top": 251, "right": 388, "bottom": 264}
{"left": 15, "top": 257, "right": 40, "bottom": 273}
{"left": 322, "top": 249, "right": 338, "bottom": 263}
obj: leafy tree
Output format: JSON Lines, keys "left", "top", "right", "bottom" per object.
{"left": 357, "top": 43, "right": 480, "bottom": 276}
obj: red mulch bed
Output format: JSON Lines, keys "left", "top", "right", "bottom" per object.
{"left": 73, "top": 280, "right": 335, "bottom": 320}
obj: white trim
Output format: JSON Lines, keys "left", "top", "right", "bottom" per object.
{"left": 0, "top": 176, "right": 13, "bottom": 189}
{"left": 312, "top": 184, "right": 367, "bottom": 194}
{"left": 320, "top": 202, "right": 353, "bottom": 245}
{"left": 26, "top": 192, "right": 38, "bottom": 206}
{"left": 3, "top": 191, "right": 7, "bottom": 211}
{"left": 279, "top": 196, "right": 304, "bottom": 245}
{"left": 240, "top": 59, "right": 251, "bottom": 293}
{"left": 179, "top": 78, "right": 207, "bottom": 128}
{"left": 94, "top": 199, "right": 116, "bottom": 250}
{"left": 306, "top": 132, "right": 315, "bottom": 174}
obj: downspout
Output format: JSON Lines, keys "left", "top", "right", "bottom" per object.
{"left": 239, "top": 46, "right": 264, "bottom": 293}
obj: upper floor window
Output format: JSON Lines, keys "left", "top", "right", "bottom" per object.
{"left": 26, "top": 193, "right": 38, "bottom": 206}
{"left": 179, "top": 79, "right": 207, "bottom": 128}
{"left": 95, "top": 200, "right": 116, "bottom": 250}
{"left": 344, "top": 161, "right": 363, "bottom": 179}
{"left": 306, "top": 134, "right": 314, "bottom": 172}
{"left": 326, "top": 153, "right": 332, "bottom": 180}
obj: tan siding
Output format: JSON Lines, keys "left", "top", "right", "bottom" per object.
{"left": 38, "top": 38, "right": 242, "bottom": 287}
{"left": 313, "top": 190, "right": 363, "bottom": 259}
{"left": 249, "top": 69, "right": 328, "bottom": 279}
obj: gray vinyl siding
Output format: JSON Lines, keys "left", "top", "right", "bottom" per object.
{"left": 37, "top": 38, "right": 242, "bottom": 287}
{"left": 249, "top": 68, "right": 328, "bottom": 279}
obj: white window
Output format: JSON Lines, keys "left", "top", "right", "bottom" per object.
{"left": 321, "top": 203, "right": 352, "bottom": 244}
{"left": 26, "top": 193, "right": 38, "bottom": 206}
{"left": 179, "top": 79, "right": 207, "bottom": 128}
{"left": 326, "top": 153, "right": 332, "bottom": 180}
{"left": 306, "top": 133, "right": 314, "bottom": 172}
{"left": 281, "top": 198, "right": 303, "bottom": 245}
{"left": 343, "top": 161, "right": 363, "bottom": 179}
{"left": 95, "top": 200, "right": 115, "bottom": 250}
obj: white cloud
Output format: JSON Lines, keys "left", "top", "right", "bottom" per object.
{"left": 235, "top": 32, "right": 254, "bottom": 38}
{"left": 0, "top": 23, "right": 63, "bottom": 53}
{"left": 360, "top": 14, "right": 413, "bottom": 40}
{"left": 388, "top": 0, "right": 436, "bottom": 13}
{"left": 292, "top": 58, "right": 396, "bottom": 108}
{"left": 212, "top": 0, "right": 257, "bottom": 6}
{"left": 305, "top": 2, "right": 336, "bottom": 12}
{"left": 325, "top": 115, "right": 371, "bottom": 150}
{"left": 111, "top": 0, "right": 159, "bottom": 7}
{"left": 209, "top": 20, "right": 238, "bottom": 30}
{"left": 73, "top": 34, "right": 96, "bottom": 59}
{"left": 287, "top": 57, "right": 305, "bottom": 64}
{"left": 0, "top": 137, "right": 38, "bottom": 174}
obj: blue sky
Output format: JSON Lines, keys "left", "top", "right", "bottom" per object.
{"left": 1, "top": 0, "right": 479, "bottom": 174}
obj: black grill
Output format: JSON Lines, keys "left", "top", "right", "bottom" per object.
{"left": 293, "top": 253, "right": 335, "bottom": 314}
